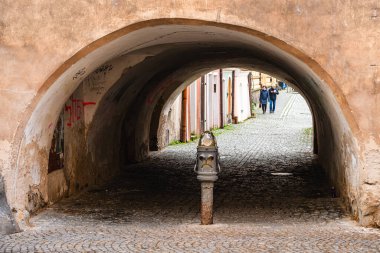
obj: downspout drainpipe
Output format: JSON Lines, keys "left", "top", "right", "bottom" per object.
{"left": 196, "top": 79, "right": 201, "bottom": 135}
{"left": 187, "top": 86, "right": 191, "bottom": 141}
{"left": 180, "top": 87, "right": 189, "bottom": 142}
{"left": 248, "top": 72, "right": 253, "bottom": 117}
{"left": 200, "top": 75, "right": 206, "bottom": 133}
{"left": 231, "top": 70, "right": 236, "bottom": 122}
{"left": 219, "top": 69, "right": 224, "bottom": 128}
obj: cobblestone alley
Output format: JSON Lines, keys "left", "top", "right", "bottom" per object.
{"left": 1, "top": 92, "right": 379, "bottom": 252}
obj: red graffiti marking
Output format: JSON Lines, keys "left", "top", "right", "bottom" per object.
{"left": 82, "top": 102, "right": 96, "bottom": 106}
{"left": 65, "top": 97, "right": 96, "bottom": 126}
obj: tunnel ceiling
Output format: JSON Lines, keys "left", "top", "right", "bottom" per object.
{"left": 83, "top": 23, "right": 344, "bottom": 160}
{"left": 87, "top": 34, "right": 336, "bottom": 170}
{"left": 89, "top": 37, "right": 324, "bottom": 138}
{"left": 26, "top": 23, "right": 339, "bottom": 147}
{"left": 93, "top": 40, "right": 320, "bottom": 118}
{"left": 83, "top": 24, "right": 335, "bottom": 128}
{"left": 101, "top": 43, "right": 296, "bottom": 104}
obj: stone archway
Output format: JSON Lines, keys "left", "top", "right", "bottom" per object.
{"left": 6, "top": 19, "right": 373, "bottom": 229}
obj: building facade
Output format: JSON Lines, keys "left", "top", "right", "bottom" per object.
{"left": 165, "top": 69, "right": 280, "bottom": 144}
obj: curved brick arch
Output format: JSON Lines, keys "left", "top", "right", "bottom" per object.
{"left": 2, "top": 17, "right": 377, "bottom": 230}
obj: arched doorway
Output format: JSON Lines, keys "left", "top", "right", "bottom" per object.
{"left": 10, "top": 19, "right": 361, "bottom": 229}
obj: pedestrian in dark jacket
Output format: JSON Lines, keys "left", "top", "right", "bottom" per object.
{"left": 259, "top": 86, "right": 269, "bottom": 114}
{"left": 268, "top": 85, "right": 279, "bottom": 113}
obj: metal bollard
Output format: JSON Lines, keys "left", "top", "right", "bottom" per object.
{"left": 194, "top": 131, "right": 221, "bottom": 225}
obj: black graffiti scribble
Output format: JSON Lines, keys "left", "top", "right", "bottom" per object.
{"left": 83, "top": 64, "right": 113, "bottom": 95}
{"left": 94, "top": 64, "right": 113, "bottom": 74}
{"left": 73, "top": 67, "right": 87, "bottom": 80}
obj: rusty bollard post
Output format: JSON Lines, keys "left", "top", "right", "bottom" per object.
{"left": 194, "top": 131, "right": 221, "bottom": 225}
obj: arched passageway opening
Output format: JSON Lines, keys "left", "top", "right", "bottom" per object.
{"left": 149, "top": 68, "right": 318, "bottom": 154}
{"left": 11, "top": 19, "right": 363, "bottom": 228}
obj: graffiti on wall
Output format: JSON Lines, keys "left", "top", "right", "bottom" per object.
{"left": 72, "top": 67, "right": 87, "bottom": 80}
{"left": 83, "top": 64, "right": 113, "bottom": 95}
{"left": 65, "top": 96, "right": 96, "bottom": 127}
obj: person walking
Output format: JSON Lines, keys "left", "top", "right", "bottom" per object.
{"left": 259, "top": 86, "right": 269, "bottom": 114}
{"left": 269, "top": 85, "right": 279, "bottom": 113}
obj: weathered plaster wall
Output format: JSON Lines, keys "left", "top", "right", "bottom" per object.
{"left": 153, "top": 94, "right": 182, "bottom": 149}
{"left": 165, "top": 96, "right": 182, "bottom": 146}
{"left": 47, "top": 169, "right": 67, "bottom": 204}
{"left": 64, "top": 84, "right": 88, "bottom": 195}
{"left": 0, "top": 1, "right": 379, "bottom": 228}
{"left": 0, "top": 176, "right": 19, "bottom": 234}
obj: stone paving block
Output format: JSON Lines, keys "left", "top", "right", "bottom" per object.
{"left": 0, "top": 93, "right": 379, "bottom": 252}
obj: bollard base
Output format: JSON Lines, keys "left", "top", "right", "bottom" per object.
{"left": 200, "top": 181, "right": 214, "bottom": 225}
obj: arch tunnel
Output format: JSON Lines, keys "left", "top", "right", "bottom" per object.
{"left": 10, "top": 19, "right": 364, "bottom": 228}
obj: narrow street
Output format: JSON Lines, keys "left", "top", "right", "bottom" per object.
{"left": 1, "top": 92, "right": 379, "bottom": 252}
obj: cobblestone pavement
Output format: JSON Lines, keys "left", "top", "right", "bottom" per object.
{"left": 1, "top": 92, "right": 380, "bottom": 252}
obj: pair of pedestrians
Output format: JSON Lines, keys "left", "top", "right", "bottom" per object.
{"left": 259, "top": 85, "right": 279, "bottom": 114}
